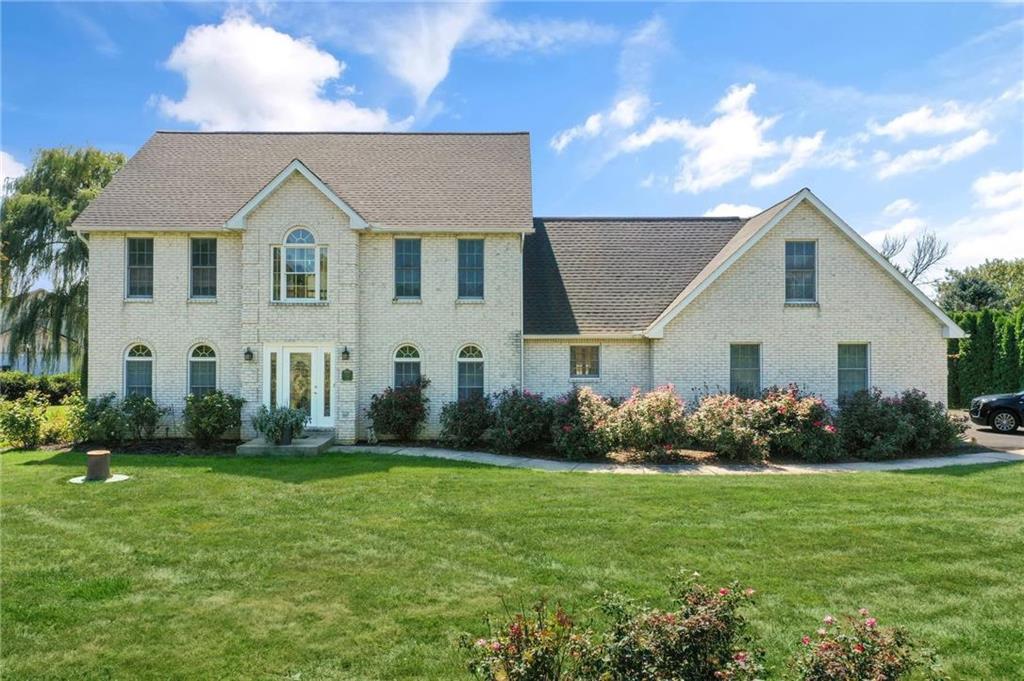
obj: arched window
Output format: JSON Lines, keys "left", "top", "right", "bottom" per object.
{"left": 457, "top": 345, "right": 484, "bottom": 402}
{"left": 394, "top": 345, "right": 421, "bottom": 388}
{"left": 272, "top": 227, "right": 327, "bottom": 302}
{"left": 189, "top": 345, "right": 217, "bottom": 397}
{"left": 125, "top": 344, "right": 153, "bottom": 399}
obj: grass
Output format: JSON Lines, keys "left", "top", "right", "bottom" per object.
{"left": 2, "top": 450, "right": 1022, "bottom": 680}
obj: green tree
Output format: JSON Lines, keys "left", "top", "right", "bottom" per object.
{"left": 957, "top": 309, "right": 996, "bottom": 402}
{"left": 937, "top": 258, "right": 1024, "bottom": 311}
{"left": 936, "top": 275, "right": 1006, "bottom": 312}
{"left": 1, "top": 147, "right": 125, "bottom": 382}
{"left": 993, "top": 315, "right": 1021, "bottom": 393}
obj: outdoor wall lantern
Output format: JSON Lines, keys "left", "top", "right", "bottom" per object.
{"left": 341, "top": 347, "right": 351, "bottom": 361}
{"left": 243, "top": 347, "right": 254, "bottom": 362}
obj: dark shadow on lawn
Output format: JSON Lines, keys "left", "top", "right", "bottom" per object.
{"left": 19, "top": 449, "right": 495, "bottom": 485}
{"left": 892, "top": 460, "right": 1023, "bottom": 478}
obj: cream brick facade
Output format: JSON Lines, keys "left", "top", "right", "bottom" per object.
{"left": 87, "top": 179, "right": 952, "bottom": 443}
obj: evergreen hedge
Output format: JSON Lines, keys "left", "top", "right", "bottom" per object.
{"left": 948, "top": 305, "right": 1024, "bottom": 406}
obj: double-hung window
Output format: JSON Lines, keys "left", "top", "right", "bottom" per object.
{"left": 458, "top": 239, "right": 484, "bottom": 299}
{"left": 271, "top": 228, "right": 327, "bottom": 302}
{"left": 394, "top": 239, "right": 421, "bottom": 299}
{"left": 394, "top": 345, "right": 421, "bottom": 388}
{"left": 570, "top": 345, "right": 600, "bottom": 379}
{"left": 838, "top": 344, "right": 869, "bottom": 401}
{"left": 188, "top": 345, "right": 217, "bottom": 397}
{"left": 457, "top": 345, "right": 484, "bottom": 401}
{"left": 126, "top": 238, "right": 154, "bottom": 299}
{"left": 785, "top": 241, "right": 816, "bottom": 303}
{"left": 190, "top": 238, "right": 217, "bottom": 299}
{"left": 124, "top": 344, "right": 153, "bottom": 398}
{"left": 729, "top": 344, "right": 761, "bottom": 397}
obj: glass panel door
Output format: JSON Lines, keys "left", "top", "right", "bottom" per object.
{"left": 265, "top": 346, "right": 334, "bottom": 429}
{"left": 289, "top": 351, "right": 312, "bottom": 416}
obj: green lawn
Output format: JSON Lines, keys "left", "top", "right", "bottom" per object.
{"left": 2, "top": 450, "right": 1022, "bottom": 680}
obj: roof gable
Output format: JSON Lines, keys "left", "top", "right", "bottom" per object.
{"left": 225, "top": 159, "right": 368, "bottom": 229}
{"left": 644, "top": 188, "right": 966, "bottom": 339}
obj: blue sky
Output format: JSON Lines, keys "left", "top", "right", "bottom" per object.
{"left": 2, "top": 2, "right": 1022, "bottom": 279}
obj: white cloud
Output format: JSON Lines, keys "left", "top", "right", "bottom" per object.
{"left": 882, "top": 198, "right": 918, "bottom": 217}
{"left": 703, "top": 203, "right": 763, "bottom": 218}
{"left": 868, "top": 102, "right": 984, "bottom": 140}
{"left": 551, "top": 94, "right": 649, "bottom": 152}
{"left": 875, "top": 129, "right": 995, "bottom": 179}
{"left": 971, "top": 170, "right": 1024, "bottom": 210}
{"left": 863, "top": 217, "right": 926, "bottom": 249}
{"left": 1, "top": 151, "right": 26, "bottom": 193}
{"left": 468, "top": 17, "right": 617, "bottom": 56}
{"left": 157, "top": 13, "right": 408, "bottom": 131}
{"left": 620, "top": 83, "right": 825, "bottom": 193}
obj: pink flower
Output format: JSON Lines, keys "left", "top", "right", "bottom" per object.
{"left": 817, "top": 628, "right": 827, "bottom": 636}
{"left": 733, "top": 651, "right": 747, "bottom": 663}
{"left": 475, "top": 638, "right": 488, "bottom": 648}
{"left": 719, "top": 587, "right": 731, "bottom": 596}
{"left": 824, "top": 424, "right": 837, "bottom": 434}
{"left": 743, "top": 588, "right": 756, "bottom": 597}
{"left": 865, "top": 617, "right": 877, "bottom": 629}
{"left": 813, "top": 420, "right": 823, "bottom": 428}
{"left": 801, "top": 636, "right": 811, "bottom": 645}
{"left": 561, "top": 424, "right": 572, "bottom": 433}
{"left": 859, "top": 608, "right": 870, "bottom": 617}
{"left": 853, "top": 643, "right": 865, "bottom": 653}
{"left": 823, "top": 615, "right": 835, "bottom": 626}
{"left": 490, "top": 641, "right": 502, "bottom": 651}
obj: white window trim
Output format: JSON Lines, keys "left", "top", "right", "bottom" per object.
{"left": 393, "top": 343, "right": 423, "bottom": 387}
{"left": 393, "top": 237, "right": 423, "bottom": 301}
{"left": 124, "top": 343, "right": 154, "bottom": 398}
{"left": 569, "top": 344, "right": 601, "bottom": 381}
{"left": 189, "top": 237, "right": 218, "bottom": 301}
{"left": 729, "top": 342, "right": 762, "bottom": 396}
{"left": 272, "top": 227, "right": 327, "bottom": 304}
{"left": 125, "top": 236, "right": 154, "bottom": 301}
{"left": 187, "top": 343, "right": 218, "bottom": 396}
{"left": 455, "top": 344, "right": 485, "bottom": 400}
{"left": 837, "top": 342, "right": 871, "bottom": 400}
{"left": 784, "top": 239, "right": 818, "bottom": 305}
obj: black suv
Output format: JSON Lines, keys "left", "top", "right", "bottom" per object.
{"left": 969, "top": 391, "right": 1024, "bottom": 433}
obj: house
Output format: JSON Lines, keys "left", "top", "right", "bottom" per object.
{"left": 71, "top": 131, "right": 964, "bottom": 442}
{"left": 1, "top": 290, "right": 73, "bottom": 375}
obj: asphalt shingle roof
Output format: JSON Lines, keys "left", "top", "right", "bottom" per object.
{"left": 73, "top": 131, "right": 534, "bottom": 232}
{"left": 524, "top": 217, "right": 747, "bottom": 335}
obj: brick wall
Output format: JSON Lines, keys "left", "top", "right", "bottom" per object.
{"left": 523, "top": 338, "right": 651, "bottom": 399}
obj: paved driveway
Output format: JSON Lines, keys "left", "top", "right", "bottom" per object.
{"left": 955, "top": 410, "right": 1024, "bottom": 452}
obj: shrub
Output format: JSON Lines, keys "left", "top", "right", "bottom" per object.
{"left": 0, "top": 371, "right": 38, "bottom": 401}
{"left": 758, "top": 386, "right": 839, "bottom": 462}
{"left": 367, "top": 378, "right": 431, "bottom": 441}
{"left": 439, "top": 396, "right": 493, "bottom": 449}
{"left": 61, "top": 391, "right": 88, "bottom": 444}
{"left": 595, "top": 572, "right": 764, "bottom": 681}
{"left": 550, "top": 387, "right": 614, "bottom": 460}
{"left": 121, "top": 394, "right": 168, "bottom": 441}
{"left": 38, "top": 373, "right": 80, "bottom": 404}
{"left": 791, "top": 610, "right": 940, "bottom": 681}
{"left": 183, "top": 390, "right": 244, "bottom": 447}
{"left": 0, "top": 390, "right": 48, "bottom": 449}
{"left": 251, "top": 405, "right": 309, "bottom": 445}
{"left": 487, "top": 389, "right": 552, "bottom": 453}
{"left": 607, "top": 385, "right": 689, "bottom": 453}
{"left": 837, "top": 389, "right": 964, "bottom": 460}
{"left": 689, "top": 394, "right": 770, "bottom": 463}
{"left": 460, "top": 602, "right": 597, "bottom": 681}
{"left": 81, "top": 393, "right": 130, "bottom": 446}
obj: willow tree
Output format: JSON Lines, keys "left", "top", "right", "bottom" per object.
{"left": 1, "top": 147, "right": 126, "bottom": 382}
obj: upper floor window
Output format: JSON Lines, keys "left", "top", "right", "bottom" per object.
{"left": 570, "top": 345, "right": 600, "bottom": 379}
{"left": 190, "top": 238, "right": 217, "bottom": 299}
{"left": 729, "top": 343, "right": 761, "bottom": 397}
{"left": 394, "top": 238, "right": 421, "bottom": 299}
{"left": 272, "top": 228, "right": 327, "bottom": 303}
{"left": 458, "top": 239, "right": 484, "bottom": 299}
{"left": 125, "top": 344, "right": 153, "bottom": 398}
{"left": 457, "top": 345, "right": 484, "bottom": 401}
{"left": 394, "top": 345, "right": 421, "bottom": 388}
{"left": 189, "top": 345, "right": 217, "bottom": 397}
{"left": 785, "top": 241, "right": 816, "bottom": 303}
{"left": 838, "top": 343, "right": 869, "bottom": 402}
{"left": 126, "top": 238, "right": 154, "bottom": 299}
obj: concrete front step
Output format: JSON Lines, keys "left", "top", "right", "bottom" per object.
{"left": 236, "top": 431, "right": 335, "bottom": 456}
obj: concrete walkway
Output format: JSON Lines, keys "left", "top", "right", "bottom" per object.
{"left": 330, "top": 444, "right": 1024, "bottom": 475}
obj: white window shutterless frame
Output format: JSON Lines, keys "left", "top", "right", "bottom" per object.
{"left": 262, "top": 345, "right": 334, "bottom": 428}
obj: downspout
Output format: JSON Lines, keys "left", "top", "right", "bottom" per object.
{"left": 519, "top": 233, "right": 525, "bottom": 389}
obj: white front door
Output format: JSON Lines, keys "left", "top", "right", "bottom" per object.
{"left": 263, "top": 345, "right": 334, "bottom": 429}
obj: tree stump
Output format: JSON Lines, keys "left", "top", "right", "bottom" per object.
{"left": 86, "top": 450, "right": 111, "bottom": 481}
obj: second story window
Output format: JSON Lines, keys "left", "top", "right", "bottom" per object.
{"left": 126, "top": 238, "right": 154, "bottom": 299}
{"left": 272, "top": 228, "right": 327, "bottom": 303}
{"left": 190, "top": 238, "right": 217, "bottom": 299}
{"left": 394, "top": 238, "right": 421, "bottom": 299}
{"left": 458, "top": 239, "right": 484, "bottom": 299}
{"left": 785, "top": 241, "right": 816, "bottom": 303}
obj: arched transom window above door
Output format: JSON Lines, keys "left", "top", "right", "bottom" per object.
{"left": 272, "top": 227, "right": 327, "bottom": 303}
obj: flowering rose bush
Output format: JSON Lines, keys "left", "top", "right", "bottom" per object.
{"left": 439, "top": 395, "right": 494, "bottom": 449}
{"left": 837, "top": 388, "right": 964, "bottom": 460}
{"left": 487, "top": 389, "right": 553, "bottom": 453}
{"left": 367, "top": 378, "right": 431, "bottom": 441}
{"left": 459, "top": 601, "right": 597, "bottom": 681}
{"left": 688, "top": 394, "right": 771, "bottom": 462}
{"left": 550, "top": 387, "right": 614, "bottom": 460}
{"left": 607, "top": 385, "right": 690, "bottom": 454}
{"left": 791, "top": 610, "right": 940, "bottom": 681}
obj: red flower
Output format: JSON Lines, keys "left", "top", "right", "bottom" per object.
{"left": 718, "top": 587, "right": 731, "bottom": 596}
{"left": 853, "top": 643, "right": 865, "bottom": 653}
{"left": 801, "top": 636, "right": 811, "bottom": 645}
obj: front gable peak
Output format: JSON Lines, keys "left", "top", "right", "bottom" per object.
{"left": 225, "top": 159, "right": 369, "bottom": 230}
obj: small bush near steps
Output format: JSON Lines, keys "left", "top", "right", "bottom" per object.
{"left": 184, "top": 390, "right": 244, "bottom": 447}
{"left": 367, "top": 378, "right": 431, "bottom": 440}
